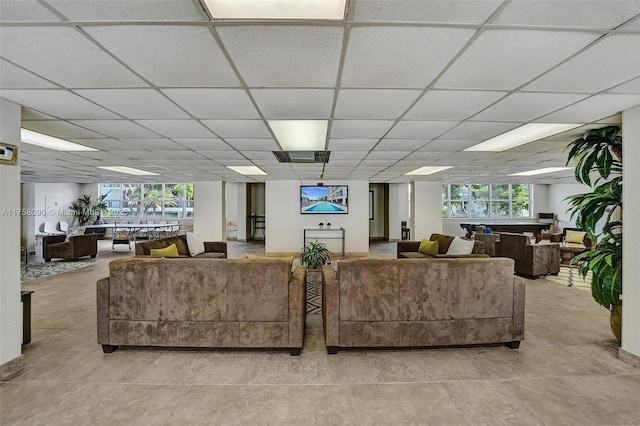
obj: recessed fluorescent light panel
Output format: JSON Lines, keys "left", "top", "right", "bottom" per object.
{"left": 464, "top": 123, "right": 582, "bottom": 152}
{"left": 97, "top": 166, "right": 158, "bottom": 176}
{"left": 405, "top": 166, "right": 453, "bottom": 176}
{"left": 21, "top": 129, "right": 97, "bottom": 151}
{"left": 509, "top": 167, "right": 573, "bottom": 176}
{"left": 227, "top": 165, "right": 267, "bottom": 175}
{"left": 268, "top": 120, "right": 328, "bottom": 151}
{"left": 203, "top": 0, "right": 347, "bottom": 20}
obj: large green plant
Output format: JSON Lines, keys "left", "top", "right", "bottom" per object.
{"left": 69, "top": 192, "right": 110, "bottom": 225}
{"left": 299, "top": 240, "right": 331, "bottom": 269}
{"left": 565, "top": 126, "right": 622, "bottom": 310}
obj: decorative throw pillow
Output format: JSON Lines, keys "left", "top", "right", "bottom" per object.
{"left": 150, "top": 243, "right": 179, "bottom": 257}
{"left": 429, "top": 233, "right": 455, "bottom": 254}
{"left": 418, "top": 239, "right": 439, "bottom": 256}
{"left": 566, "top": 230, "right": 586, "bottom": 245}
{"left": 186, "top": 232, "right": 205, "bottom": 257}
{"left": 446, "top": 236, "right": 475, "bottom": 255}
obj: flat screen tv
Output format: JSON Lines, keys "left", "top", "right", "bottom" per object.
{"left": 300, "top": 185, "right": 348, "bottom": 214}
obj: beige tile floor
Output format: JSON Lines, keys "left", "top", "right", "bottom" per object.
{"left": 2, "top": 239, "right": 639, "bottom": 425}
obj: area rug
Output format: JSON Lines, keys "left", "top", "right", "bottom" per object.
{"left": 21, "top": 261, "right": 93, "bottom": 282}
{"left": 546, "top": 266, "right": 592, "bottom": 292}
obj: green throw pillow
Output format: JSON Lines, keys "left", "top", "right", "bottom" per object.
{"left": 150, "top": 243, "right": 179, "bottom": 257}
{"left": 418, "top": 239, "right": 439, "bottom": 256}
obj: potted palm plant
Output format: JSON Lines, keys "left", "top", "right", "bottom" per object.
{"left": 565, "top": 125, "right": 622, "bottom": 342}
{"left": 299, "top": 240, "right": 331, "bottom": 296}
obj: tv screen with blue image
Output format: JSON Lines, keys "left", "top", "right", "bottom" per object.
{"left": 300, "top": 185, "right": 348, "bottom": 214}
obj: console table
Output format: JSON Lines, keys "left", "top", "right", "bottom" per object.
{"left": 460, "top": 222, "right": 551, "bottom": 235}
{"left": 303, "top": 228, "right": 345, "bottom": 259}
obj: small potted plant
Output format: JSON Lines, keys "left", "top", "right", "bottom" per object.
{"left": 300, "top": 240, "right": 331, "bottom": 296}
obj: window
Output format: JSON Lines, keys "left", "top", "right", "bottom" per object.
{"left": 100, "top": 183, "right": 194, "bottom": 219}
{"left": 442, "top": 183, "right": 532, "bottom": 219}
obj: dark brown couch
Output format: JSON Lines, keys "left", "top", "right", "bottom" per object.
{"left": 134, "top": 234, "right": 227, "bottom": 258}
{"left": 397, "top": 233, "right": 487, "bottom": 259}
{"left": 43, "top": 234, "right": 98, "bottom": 262}
{"left": 494, "top": 232, "right": 560, "bottom": 278}
{"left": 322, "top": 257, "right": 525, "bottom": 354}
{"left": 97, "top": 257, "right": 306, "bottom": 355}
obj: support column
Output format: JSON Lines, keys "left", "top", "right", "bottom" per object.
{"left": 0, "top": 99, "right": 23, "bottom": 379}
{"left": 411, "top": 181, "right": 443, "bottom": 240}
{"left": 388, "top": 183, "right": 409, "bottom": 241}
{"left": 193, "top": 181, "right": 225, "bottom": 241}
{"left": 621, "top": 105, "right": 640, "bottom": 365}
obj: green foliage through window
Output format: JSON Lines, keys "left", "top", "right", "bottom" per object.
{"left": 442, "top": 184, "right": 532, "bottom": 219}
{"left": 100, "top": 183, "right": 194, "bottom": 219}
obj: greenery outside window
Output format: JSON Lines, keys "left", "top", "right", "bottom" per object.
{"left": 442, "top": 183, "right": 532, "bottom": 219}
{"left": 100, "top": 183, "right": 194, "bottom": 219}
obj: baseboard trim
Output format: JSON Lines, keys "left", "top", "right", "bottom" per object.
{"left": 619, "top": 348, "right": 640, "bottom": 369}
{"left": 1, "top": 355, "right": 24, "bottom": 381}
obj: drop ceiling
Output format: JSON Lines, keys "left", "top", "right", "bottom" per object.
{"left": 1, "top": 0, "right": 639, "bottom": 185}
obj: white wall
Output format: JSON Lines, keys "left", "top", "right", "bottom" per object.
{"left": 265, "top": 181, "right": 369, "bottom": 254}
{"left": 368, "top": 183, "right": 385, "bottom": 238}
{"left": 547, "top": 183, "right": 591, "bottom": 231}
{"left": 411, "top": 181, "right": 443, "bottom": 240}
{"left": 34, "top": 183, "right": 83, "bottom": 230}
{"left": 622, "top": 105, "right": 640, "bottom": 358}
{"left": 0, "top": 99, "right": 21, "bottom": 369}
{"left": 388, "top": 183, "right": 409, "bottom": 241}
{"left": 193, "top": 181, "right": 225, "bottom": 241}
{"left": 236, "top": 183, "right": 247, "bottom": 241}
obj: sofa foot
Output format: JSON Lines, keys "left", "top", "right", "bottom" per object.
{"left": 506, "top": 341, "right": 520, "bottom": 349}
{"left": 327, "top": 346, "right": 339, "bottom": 355}
{"left": 102, "top": 344, "right": 118, "bottom": 353}
{"left": 91, "top": 254, "right": 97, "bottom": 258}
{"left": 44, "top": 258, "right": 51, "bottom": 262}
{"left": 289, "top": 348, "right": 301, "bottom": 356}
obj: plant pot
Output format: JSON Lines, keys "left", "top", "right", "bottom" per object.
{"left": 610, "top": 304, "right": 622, "bottom": 344}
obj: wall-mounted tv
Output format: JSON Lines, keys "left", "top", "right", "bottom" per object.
{"left": 300, "top": 185, "right": 348, "bottom": 214}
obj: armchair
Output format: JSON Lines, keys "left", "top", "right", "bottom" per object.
{"left": 494, "top": 232, "right": 559, "bottom": 278}
{"left": 43, "top": 234, "right": 98, "bottom": 262}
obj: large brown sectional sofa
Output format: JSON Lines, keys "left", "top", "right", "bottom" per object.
{"left": 322, "top": 257, "right": 525, "bottom": 354}
{"left": 97, "top": 257, "right": 306, "bottom": 355}
{"left": 397, "top": 233, "right": 487, "bottom": 259}
{"left": 134, "top": 234, "right": 227, "bottom": 258}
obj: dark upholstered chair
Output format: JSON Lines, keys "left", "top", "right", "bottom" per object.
{"left": 494, "top": 232, "right": 560, "bottom": 279}
{"left": 43, "top": 234, "right": 98, "bottom": 262}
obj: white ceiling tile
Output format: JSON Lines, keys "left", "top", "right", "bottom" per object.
{"left": 74, "top": 89, "right": 189, "bottom": 119}
{"left": 358, "top": 159, "right": 392, "bottom": 167}
{"left": 135, "top": 120, "right": 214, "bottom": 138}
{"left": 421, "top": 140, "right": 480, "bottom": 151}
{"left": 505, "top": 140, "right": 570, "bottom": 154}
{"left": 387, "top": 121, "right": 458, "bottom": 138}
{"left": 0, "top": 89, "right": 119, "bottom": 119}
{"left": 46, "top": 0, "right": 206, "bottom": 21}
{"left": 0, "top": 0, "right": 61, "bottom": 21}
{"left": 330, "top": 120, "right": 394, "bottom": 138}
{"left": 217, "top": 26, "right": 343, "bottom": 87}
{"left": 116, "top": 139, "right": 186, "bottom": 150}
{"left": 251, "top": 89, "right": 334, "bottom": 119}
{"left": 68, "top": 138, "right": 126, "bottom": 151}
{"left": 334, "top": 89, "right": 421, "bottom": 119}
{"left": 0, "top": 27, "right": 146, "bottom": 88}
{"left": 21, "top": 108, "right": 57, "bottom": 120}
{"left": 329, "top": 151, "right": 368, "bottom": 160}
{"left": 225, "top": 139, "right": 279, "bottom": 151}
{"left": 623, "top": 16, "right": 640, "bottom": 29}
{"left": 526, "top": 34, "right": 640, "bottom": 93}
{"left": 22, "top": 120, "right": 106, "bottom": 139}
{"left": 492, "top": 0, "right": 640, "bottom": 28}
{"left": 608, "top": 77, "right": 640, "bottom": 94}
{"left": 171, "top": 138, "right": 233, "bottom": 151}
{"left": 440, "top": 122, "right": 520, "bottom": 140}
{"left": 0, "top": 59, "right": 58, "bottom": 89}
{"left": 375, "top": 139, "right": 427, "bottom": 150}
{"left": 342, "top": 27, "right": 475, "bottom": 88}
{"left": 352, "top": 0, "right": 502, "bottom": 24}
{"left": 201, "top": 120, "right": 271, "bottom": 138}
{"left": 153, "top": 150, "right": 205, "bottom": 160}
{"left": 243, "top": 151, "right": 278, "bottom": 160}
{"left": 84, "top": 25, "right": 239, "bottom": 87}
{"left": 71, "top": 120, "right": 161, "bottom": 138}
{"left": 200, "top": 151, "right": 246, "bottom": 160}
{"left": 436, "top": 29, "right": 600, "bottom": 90}
{"left": 404, "top": 90, "right": 506, "bottom": 120}
{"left": 473, "top": 92, "right": 589, "bottom": 122}
{"left": 538, "top": 94, "right": 640, "bottom": 122}
{"left": 161, "top": 89, "right": 259, "bottom": 119}
{"left": 366, "top": 150, "right": 411, "bottom": 160}
{"left": 328, "top": 139, "right": 379, "bottom": 151}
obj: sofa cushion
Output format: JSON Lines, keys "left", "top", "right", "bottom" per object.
{"left": 418, "top": 239, "right": 439, "bottom": 256}
{"left": 194, "top": 252, "right": 226, "bottom": 259}
{"left": 186, "top": 232, "right": 206, "bottom": 257}
{"left": 566, "top": 230, "right": 586, "bottom": 245}
{"left": 399, "top": 251, "right": 432, "bottom": 259}
{"left": 429, "top": 233, "right": 454, "bottom": 254}
{"left": 446, "top": 236, "right": 475, "bottom": 255}
{"left": 246, "top": 253, "right": 295, "bottom": 275}
{"left": 150, "top": 243, "right": 179, "bottom": 257}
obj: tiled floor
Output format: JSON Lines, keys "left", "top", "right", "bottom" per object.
{"left": 2, "top": 240, "right": 638, "bottom": 425}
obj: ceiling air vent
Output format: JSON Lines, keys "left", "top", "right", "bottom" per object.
{"left": 273, "top": 151, "right": 330, "bottom": 163}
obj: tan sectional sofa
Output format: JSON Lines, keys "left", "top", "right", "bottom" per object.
{"left": 97, "top": 257, "right": 306, "bottom": 355}
{"left": 322, "top": 257, "right": 525, "bottom": 354}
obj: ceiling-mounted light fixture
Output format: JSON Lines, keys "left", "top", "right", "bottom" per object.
{"left": 227, "top": 165, "right": 267, "bottom": 175}
{"left": 268, "top": 120, "right": 328, "bottom": 151}
{"left": 405, "top": 166, "right": 453, "bottom": 176}
{"left": 509, "top": 167, "right": 573, "bottom": 176}
{"left": 203, "top": 0, "right": 347, "bottom": 20}
{"left": 21, "top": 129, "right": 97, "bottom": 151}
{"left": 464, "top": 123, "right": 583, "bottom": 152}
{"left": 97, "top": 166, "right": 158, "bottom": 176}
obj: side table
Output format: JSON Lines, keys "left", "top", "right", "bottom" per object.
{"left": 21, "top": 291, "right": 34, "bottom": 344}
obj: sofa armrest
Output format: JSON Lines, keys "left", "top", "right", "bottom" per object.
{"left": 97, "top": 277, "right": 110, "bottom": 344}
{"left": 512, "top": 276, "right": 526, "bottom": 341}
{"left": 288, "top": 266, "right": 306, "bottom": 349}
{"left": 396, "top": 241, "right": 421, "bottom": 258}
{"left": 204, "top": 241, "right": 227, "bottom": 258}
{"left": 322, "top": 265, "right": 340, "bottom": 347}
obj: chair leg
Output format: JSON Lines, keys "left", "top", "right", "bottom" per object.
{"left": 506, "top": 341, "right": 520, "bottom": 349}
{"left": 289, "top": 348, "right": 301, "bottom": 356}
{"left": 102, "top": 344, "right": 118, "bottom": 353}
{"left": 327, "top": 346, "right": 339, "bottom": 355}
